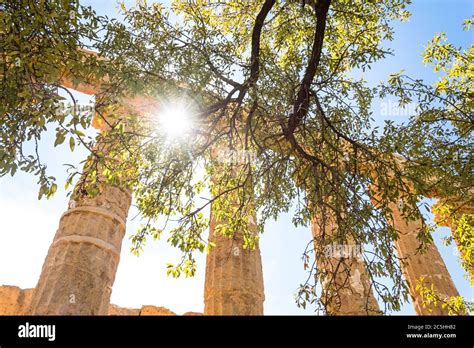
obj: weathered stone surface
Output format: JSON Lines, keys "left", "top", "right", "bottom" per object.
{"left": 204, "top": 209, "right": 265, "bottom": 315}
{"left": 108, "top": 304, "right": 140, "bottom": 316}
{"left": 29, "top": 142, "right": 133, "bottom": 315}
{"left": 0, "top": 285, "right": 179, "bottom": 316}
{"left": 311, "top": 210, "right": 380, "bottom": 315}
{"left": 0, "top": 286, "right": 33, "bottom": 315}
{"left": 183, "top": 311, "right": 203, "bottom": 316}
{"left": 204, "top": 142, "right": 265, "bottom": 315}
{"left": 389, "top": 203, "right": 460, "bottom": 315}
{"left": 108, "top": 304, "right": 177, "bottom": 316}
{"left": 140, "top": 305, "right": 176, "bottom": 316}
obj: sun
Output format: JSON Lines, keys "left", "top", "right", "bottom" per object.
{"left": 156, "top": 100, "right": 194, "bottom": 141}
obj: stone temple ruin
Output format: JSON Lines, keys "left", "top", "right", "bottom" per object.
{"left": 0, "top": 54, "right": 471, "bottom": 316}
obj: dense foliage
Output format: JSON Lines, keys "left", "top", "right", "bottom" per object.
{"left": 1, "top": 0, "right": 472, "bottom": 314}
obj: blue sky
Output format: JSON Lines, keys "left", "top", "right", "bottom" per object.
{"left": 0, "top": 0, "right": 472, "bottom": 315}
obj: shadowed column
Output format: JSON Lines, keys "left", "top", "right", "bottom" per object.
{"left": 389, "top": 202, "right": 460, "bottom": 315}
{"left": 433, "top": 198, "right": 473, "bottom": 283}
{"left": 311, "top": 206, "right": 380, "bottom": 315}
{"left": 204, "top": 209, "right": 265, "bottom": 315}
{"left": 29, "top": 140, "right": 132, "bottom": 315}
{"left": 203, "top": 142, "right": 265, "bottom": 315}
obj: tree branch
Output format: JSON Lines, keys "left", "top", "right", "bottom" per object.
{"left": 249, "top": 0, "right": 276, "bottom": 84}
{"left": 286, "top": 0, "right": 331, "bottom": 135}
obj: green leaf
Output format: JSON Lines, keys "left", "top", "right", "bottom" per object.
{"left": 74, "top": 130, "right": 86, "bottom": 137}
{"left": 50, "top": 183, "right": 58, "bottom": 196}
{"left": 54, "top": 132, "right": 66, "bottom": 147}
{"left": 69, "top": 137, "right": 75, "bottom": 151}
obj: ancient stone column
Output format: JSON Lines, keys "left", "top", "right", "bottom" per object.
{"left": 204, "top": 145, "right": 265, "bottom": 315}
{"left": 204, "top": 209, "right": 265, "bottom": 315}
{"left": 311, "top": 207, "right": 380, "bottom": 315}
{"left": 29, "top": 107, "right": 133, "bottom": 314}
{"left": 388, "top": 202, "right": 460, "bottom": 315}
{"left": 29, "top": 152, "right": 131, "bottom": 314}
{"left": 433, "top": 198, "right": 473, "bottom": 283}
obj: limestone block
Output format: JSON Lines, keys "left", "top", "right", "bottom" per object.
{"left": 183, "top": 311, "right": 203, "bottom": 316}
{"left": 108, "top": 304, "right": 140, "bottom": 316}
{"left": 139, "top": 305, "right": 176, "bottom": 316}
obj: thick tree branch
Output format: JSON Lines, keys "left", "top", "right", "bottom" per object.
{"left": 286, "top": 0, "right": 331, "bottom": 135}
{"left": 234, "top": 0, "right": 276, "bottom": 109}
{"left": 249, "top": 0, "right": 276, "bottom": 84}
